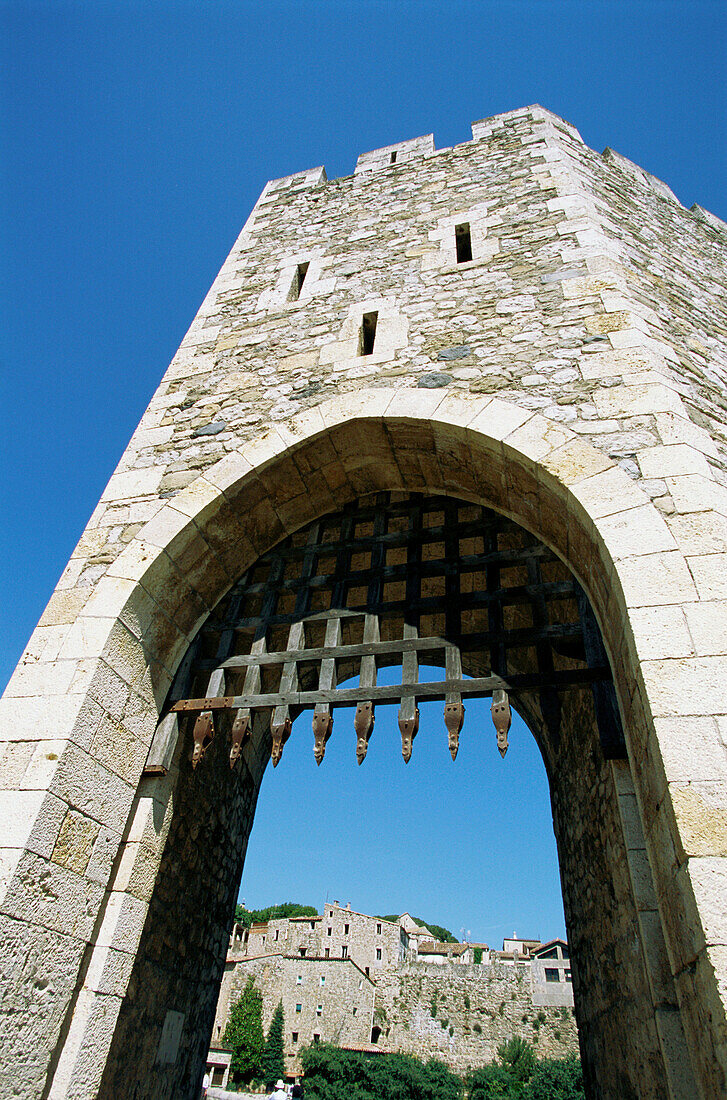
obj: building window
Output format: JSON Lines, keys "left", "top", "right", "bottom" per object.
{"left": 325, "top": 948, "right": 330, "bottom": 958}
{"left": 292, "top": 1032, "right": 298, "bottom": 1044}
{"left": 377, "top": 923, "right": 382, "bottom": 934}
{"left": 316, "top": 1005, "right": 322, "bottom": 1016}
{"left": 342, "top": 945, "right": 348, "bottom": 959}
{"left": 455, "top": 223, "right": 473, "bottom": 263}
{"left": 295, "top": 1004, "right": 302, "bottom": 1013}
{"left": 376, "top": 948, "right": 382, "bottom": 961}
{"left": 320, "top": 976, "right": 325, "bottom": 986}
{"left": 365, "top": 967, "right": 369, "bottom": 976}
{"left": 327, "top": 926, "right": 332, "bottom": 936}
{"left": 296, "top": 975, "right": 302, "bottom": 985}
{"left": 390, "top": 151, "right": 397, "bottom": 164}
{"left": 353, "top": 1006, "right": 357, "bottom": 1015}
{"left": 561, "top": 946, "right": 570, "bottom": 960}
{"left": 565, "top": 969, "right": 572, "bottom": 982}
{"left": 275, "top": 930, "right": 279, "bottom": 941}
{"left": 310, "top": 920, "right": 315, "bottom": 930}
{"left": 289, "top": 261, "right": 309, "bottom": 302}
{"left": 360, "top": 313, "right": 377, "bottom": 356}
{"left": 344, "top": 924, "right": 350, "bottom": 935}
{"left": 313, "top": 1034, "right": 320, "bottom": 1044}
{"left": 545, "top": 968, "right": 560, "bottom": 983}
{"left": 299, "top": 948, "right": 307, "bottom": 957}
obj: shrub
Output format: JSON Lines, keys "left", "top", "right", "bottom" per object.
{"left": 299, "top": 1043, "right": 462, "bottom": 1100}
{"left": 528, "top": 1053, "right": 584, "bottom": 1099}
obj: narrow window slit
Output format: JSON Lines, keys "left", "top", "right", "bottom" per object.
{"left": 289, "top": 261, "right": 310, "bottom": 301}
{"left": 390, "top": 151, "right": 397, "bottom": 164}
{"left": 455, "top": 223, "right": 473, "bottom": 264}
{"left": 360, "top": 311, "right": 378, "bottom": 355}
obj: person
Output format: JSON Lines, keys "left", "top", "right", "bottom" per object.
{"left": 270, "top": 1079, "right": 287, "bottom": 1099}
{"left": 201, "top": 1070, "right": 211, "bottom": 1098}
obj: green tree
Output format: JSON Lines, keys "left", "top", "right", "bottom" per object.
{"left": 498, "top": 1037, "right": 536, "bottom": 1087}
{"left": 527, "top": 1054, "right": 584, "bottom": 1100}
{"left": 262, "top": 1000, "right": 285, "bottom": 1088}
{"left": 222, "top": 976, "right": 265, "bottom": 1084}
{"left": 234, "top": 901, "right": 318, "bottom": 928}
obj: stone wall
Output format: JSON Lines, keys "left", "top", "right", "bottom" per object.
{"left": 375, "top": 959, "right": 578, "bottom": 1074}
{"left": 2, "top": 104, "right": 727, "bottom": 1100}
{"left": 213, "top": 949, "right": 578, "bottom": 1080}
{"left": 214, "top": 953, "right": 375, "bottom": 1077}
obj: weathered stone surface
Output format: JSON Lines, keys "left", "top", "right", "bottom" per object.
{"left": 417, "top": 371, "right": 452, "bottom": 387}
{"left": 191, "top": 421, "right": 227, "bottom": 438}
{"left": 437, "top": 345, "right": 472, "bottom": 361}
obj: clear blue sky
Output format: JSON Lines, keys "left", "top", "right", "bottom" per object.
{"left": 2, "top": 0, "right": 725, "bottom": 944}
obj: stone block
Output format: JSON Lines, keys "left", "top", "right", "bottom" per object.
{"left": 670, "top": 783, "right": 727, "bottom": 858}
{"left": 687, "top": 553, "right": 727, "bottom": 600}
{"left": 570, "top": 464, "right": 647, "bottom": 520}
{"left": 51, "top": 809, "right": 100, "bottom": 874}
{"left": 93, "top": 890, "right": 150, "bottom": 954}
{"left": 4, "top": 659, "right": 78, "bottom": 700}
{"left": 629, "top": 604, "right": 693, "bottom": 661}
{"left": 540, "top": 438, "right": 613, "bottom": 487}
{"left": 100, "top": 464, "right": 165, "bottom": 503}
{"left": 684, "top": 601, "right": 727, "bottom": 656}
{"left": 638, "top": 443, "right": 712, "bottom": 480}
{"left": 653, "top": 715, "right": 727, "bottom": 785}
{"left": 666, "top": 474, "right": 727, "bottom": 516}
{"left": 653, "top": 1007, "right": 700, "bottom": 1100}
{"left": 37, "top": 588, "right": 91, "bottom": 628}
{"left": 599, "top": 504, "right": 676, "bottom": 561}
{"left": 49, "top": 742, "right": 135, "bottom": 832}
{"left": 2, "top": 849, "right": 105, "bottom": 940}
{"left": 617, "top": 551, "right": 698, "bottom": 609}
{"left": 641, "top": 656, "right": 727, "bottom": 718}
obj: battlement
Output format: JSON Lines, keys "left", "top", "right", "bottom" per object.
{"left": 254, "top": 103, "right": 725, "bottom": 231}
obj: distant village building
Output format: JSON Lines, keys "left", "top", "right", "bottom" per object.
{"left": 207, "top": 902, "right": 578, "bottom": 1083}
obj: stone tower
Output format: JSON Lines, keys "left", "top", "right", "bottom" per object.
{"left": 1, "top": 106, "right": 726, "bottom": 1100}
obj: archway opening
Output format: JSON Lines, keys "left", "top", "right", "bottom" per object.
{"left": 95, "top": 490, "right": 671, "bottom": 1100}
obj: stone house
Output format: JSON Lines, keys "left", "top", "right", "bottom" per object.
{"left": 530, "top": 939, "right": 573, "bottom": 1008}
{"left": 211, "top": 902, "right": 577, "bottom": 1079}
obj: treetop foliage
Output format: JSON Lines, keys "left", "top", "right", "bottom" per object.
{"left": 234, "top": 902, "right": 318, "bottom": 928}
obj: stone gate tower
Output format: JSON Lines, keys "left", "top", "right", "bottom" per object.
{"left": 2, "top": 106, "right": 726, "bottom": 1100}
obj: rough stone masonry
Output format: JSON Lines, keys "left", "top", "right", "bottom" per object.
{"left": 1, "top": 105, "right": 726, "bottom": 1100}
